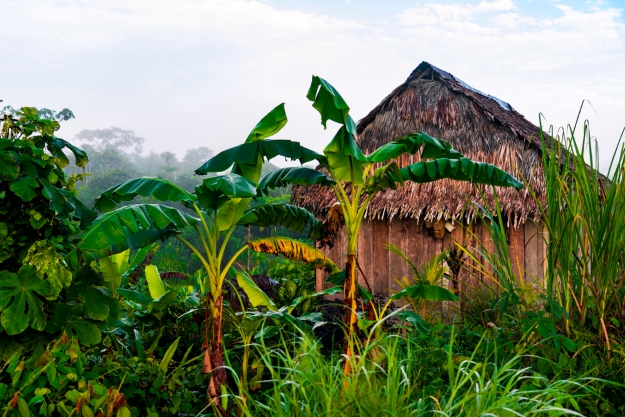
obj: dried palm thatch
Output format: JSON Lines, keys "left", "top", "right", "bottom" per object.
{"left": 293, "top": 62, "right": 548, "bottom": 227}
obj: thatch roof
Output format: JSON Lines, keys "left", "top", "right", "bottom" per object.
{"left": 293, "top": 62, "right": 547, "bottom": 227}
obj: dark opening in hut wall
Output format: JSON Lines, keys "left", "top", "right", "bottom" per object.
{"left": 294, "top": 62, "right": 550, "bottom": 317}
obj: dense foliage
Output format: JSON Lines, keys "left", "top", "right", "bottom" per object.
{"left": 0, "top": 90, "right": 623, "bottom": 417}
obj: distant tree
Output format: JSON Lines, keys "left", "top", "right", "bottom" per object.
{"left": 182, "top": 146, "right": 213, "bottom": 166}
{"left": 160, "top": 151, "right": 177, "bottom": 165}
{"left": 74, "top": 126, "right": 145, "bottom": 155}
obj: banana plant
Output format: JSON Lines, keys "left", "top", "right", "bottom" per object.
{"left": 386, "top": 244, "right": 459, "bottom": 318}
{"left": 72, "top": 104, "right": 335, "bottom": 414}
{"left": 304, "top": 76, "right": 524, "bottom": 370}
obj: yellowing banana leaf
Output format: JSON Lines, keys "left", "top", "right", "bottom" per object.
{"left": 247, "top": 236, "right": 338, "bottom": 273}
{"left": 94, "top": 177, "right": 196, "bottom": 213}
{"left": 239, "top": 204, "right": 325, "bottom": 239}
{"left": 400, "top": 158, "right": 524, "bottom": 190}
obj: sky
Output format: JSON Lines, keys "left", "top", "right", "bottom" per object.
{"left": 1, "top": 0, "right": 624, "bottom": 169}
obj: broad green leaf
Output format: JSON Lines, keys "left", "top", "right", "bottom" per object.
{"left": 326, "top": 269, "right": 345, "bottom": 285}
{"left": 134, "top": 329, "right": 145, "bottom": 361}
{"left": 391, "top": 284, "right": 459, "bottom": 302}
{"left": 325, "top": 270, "right": 373, "bottom": 299}
{"left": 307, "top": 76, "right": 357, "bottom": 135}
{"left": 67, "top": 266, "right": 112, "bottom": 321}
{"left": 159, "top": 337, "right": 180, "bottom": 373}
{"left": 397, "top": 311, "right": 430, "bottom": 334}
{"left": 147, "top": 290, "right": 177, "bottom": 313}
{"left": 256, "top": 167, "right": 335, "bottom": 196}
{"left": 10, "top": 176, "right": 39, "bottom": 201}
{"left": 39, "top": 179, "right": 96, "bottom": 228}
{"left": 400, "top": 158, "right": 524, "bottom": 190}
{"left": 127, "top": 243, "right": 158, "bottom": 278}
{"left": 198, "top": 173, "right": 256, "bottom": 204}
{"left": 116, "top": 288, "right": 152, "bottom": 306}
{"left": 367, "top": 132, "right": 463, "bottom": 163}
{"left": 364, "top": 162, "right": 403, "bottom": 194}
{"left": 46, "top": 138, "right": 88, "bottom": 168}
{"left": 0, "top": 266, "right": 52, "bottom": 335}
{"left": 323, "top": 126, "right": 369, "bottom": 185}
{"left": 288, "top": 286, "right": 342, "bottom": 314}
{"left": 215, "top": 199, "right": 240, "bottom": 231}
{"left": 194, "top": 140, "right": 323, "bottom": 178}
{"left": 99, "top": 257, "right": 122, "bottom": 296}
{"left": 145, "top": 265, "right": 166, "bottom": 299}
{"left": 45, "top": 304, "right": 101, "bottom": 346}
{"left": 0, "top": 151, "right": 19, "bottom": 181}
{"left": 18, "top": 396, "right": 30, "bottom": 417}
{"left": 239, "top": 203, "right": 325, "bottom": 239}
{"left": 24, "top": 242, "right": 73, "bottom": 299}
{"left": 247, "top": 236, "right": 337, "bottom": 272}
{"left": 94, "top": 177, "right": 196, "bottom": 213}
{"left": 236, "top": 271, "right": 277, "bottom": 311}
{"left": 75, "top": 204, "right": 199, "bottom": 261}
{"left": 0, "top": 222, "right": 11, "bottom": 264}
{"left": 245, "top": 103, "right": 288, "bottom": 142}
{"left": 110, "top": 249, "right": 130, "bottom": 275}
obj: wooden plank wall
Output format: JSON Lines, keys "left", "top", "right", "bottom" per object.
{"left": 316, "top": 218, "right": 547, "bottom": 318}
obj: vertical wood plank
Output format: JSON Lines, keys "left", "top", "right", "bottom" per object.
{"left": 508, "top": 223, "right": 525, "bottom": 284}
{"left": 357, "top": 220, "right": 374, "bottom": 292}
{"left": 524, "top": 221, "right": 539, "bottom": 284}
{"left": 388, "top": 219, "right": 409, "bottom": 293}
{"left": 372, "top": 220, "right": 390, "bottom": 295}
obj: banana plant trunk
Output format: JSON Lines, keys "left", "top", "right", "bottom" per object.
{"left": 206, "top": 294, "right": 228, "bottom": 416}
{"left": 343, "top": 252, "right": 358, "bottom": 374}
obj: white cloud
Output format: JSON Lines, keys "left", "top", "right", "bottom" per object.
{"left": 474, "top": 0, "right": 516, "bottom": 13}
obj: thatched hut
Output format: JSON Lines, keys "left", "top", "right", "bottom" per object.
{"left": 293, "top": 62, "right": 548, "bottom": 313}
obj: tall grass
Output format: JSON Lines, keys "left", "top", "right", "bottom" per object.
{"left": 537, "top": 117, "right": 625, "bottom": 348}
{"left": 211, "top": 326, "right": 598, "bottom": 417}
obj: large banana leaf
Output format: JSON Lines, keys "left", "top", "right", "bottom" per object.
{"left": 236, "top": 271, "right": 277, "bottom": 311}
{"left": 194, "top": 172, "right": 260, "bottom": 231}
{"left": 323, "top": 127, "right": 370, "bottom": 185}
{"left": 364, "top": 162, "right": 403, "bottom": 194}
{"left": 247, "top": 236, "right": 338, "bottom": 273}
{"left": 367, "top": 133, "right": 463, "bottom": 162}
{"left": 194, "top": 172, "right": 257, "bottom": 211}
{"left": 307, "top": 75, "right": 356, "bottom": 134}
{"left": 307, "top": 76, "right": 368, "bottom": 184}
{"left": 245, "top": 103, "right": 288, "bottom": 142}
{"left": 239, "top": 203, "right": 325, "bottom": 239}
{"left": 76, "top": 204, "right": 199, "bottom": 261}
{"left": 391, "top": 284, "right": 459, "bottom": 302}
{"left": 194, "top": 140, "right": 324, "bottom": 179}
{"left": 399, "top": 158, "right": 524, "bottom": 190}
{"left": 256, "top": 167, "right": 335, "bottom": 196}
{"left": 94, "top": 177, "right": 196, "bottom": 213}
